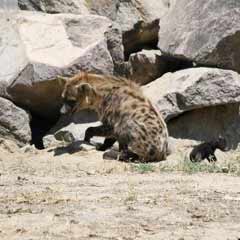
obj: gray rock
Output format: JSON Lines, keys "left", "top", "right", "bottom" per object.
{"left": 127, "top": 49, "right": 194, "bottom": 84}
{"left": 51, "top": 0, "right": 170, "bottom": 32}
{"left": 18, "top": 0, "right": 89, "bottom": 14}
{"left": 0, "top": 16, "right": 27, "bottom": 97}
{"left": 54, "top": 130, "right": 75, "bottom": 143}
{"left": 18, "top": 0, "right": 171, "bottom": 28}
{"left": 128, "top": 49, "right": 166, "bottom": 85}
{"left": 116, "top": 0, "right": 170, "bottom": 32}
{"left": 137, "top": 0, "right": 171, "bottom": 21}
{"left": 85, "top": 0, "right": 171, "bottom": 61}
{"left": 86, "top": 0, "right": 119, "bottom": 21}
{"left": 42, "top": 134, "right": 60, "bottom": 149}
{"left": 143, "top": 68, "right": 240, "bottom": 121}
{"left": 158, "top": 0, "right": 240, "bottom": 72}
{"left": 123, "top": 19, "right": 159, "bottom": 60}
{"left": 0, "top": 97, "right": 31, "bottom": 146}
{"left": 17, "top": 1, "right": 171, "bottom": 73}
{"left": 143, "top": 67, "right": 240, "bottom": 148}
{"left": 0, "top": 0, "right": 18, "bottom": 10}
{"left": 105, "top": 22, "right": 124, "bottom": 75}
{"left": 43, "top": 110, "right": 103, "bottom": 148}
{"left": 168, "top": 103, "right": 240, "bottom": 150}
{"left": 0, "top": 138, "right": 21, "bottom": 153}
{"left": 0, "top": 12, "right": 114, "bottom": 120}
{"left": 20, "top": 143, "right": 38, "bottom": 154}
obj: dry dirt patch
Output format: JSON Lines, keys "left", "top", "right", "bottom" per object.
{"left": 0, "top": 143, "right": 240, "bottom": 239}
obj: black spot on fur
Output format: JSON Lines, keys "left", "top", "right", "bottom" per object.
{"left": 149, "top": 146, "right": 156, "bottom": 156}
{"left": 144, "top": 114, "right": 155, "bottom": 122}
{"left": 132, "top": 112, "right": 138, "bottom": 119}
{"left": 137, "top": 129, "right": 146, "bottom": 141}
{"left": 131, "top": 104, "right": 137, "bottom": 109}
{"left": 142, "top": 135, "right": 146, "bottom": 141}
{"left": 151, "top": 130, "right": 158, "bottom": 136}
{"left": 134, "top": 121, "right": 148, "bottom": 135}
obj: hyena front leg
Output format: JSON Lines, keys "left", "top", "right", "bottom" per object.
{"left": 207, "top": 154, "right": 217, "bottom": 162}
{"left": 84, "top": 124, "right": 114, "bottom": 143}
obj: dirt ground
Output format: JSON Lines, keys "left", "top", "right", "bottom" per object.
{"left": 0, "top": 140, "right": 240, "bottom": 240}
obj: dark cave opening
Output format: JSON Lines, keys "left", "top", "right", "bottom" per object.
{"left": 123, "top": 19, "right": 160, "bottom": 61}
{"left": 124, "top": 39, "right": 159, "bottom": 61}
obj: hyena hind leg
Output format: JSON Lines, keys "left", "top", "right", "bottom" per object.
{"left": 118, "top": 141, "right": 139, "bottom": 162}
{"left": 103, "top": 146, "right": 139, "bottom": 161}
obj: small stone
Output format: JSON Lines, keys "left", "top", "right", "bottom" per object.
{"left": 54, "top": 130, "right": 75, "bottom": 143}
{"left": 222, "top": 167, "right": 229, "bottom": 173}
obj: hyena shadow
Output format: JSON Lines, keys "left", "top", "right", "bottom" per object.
{"left": 47, "top": 140, "right": 85, "bottom": 156}
{"left": 48, "top": 139, "right": 104, "bottom": 156}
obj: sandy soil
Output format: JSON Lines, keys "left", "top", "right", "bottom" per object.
{"left": 0, "top": 140, "right": 240, "bottom": 240}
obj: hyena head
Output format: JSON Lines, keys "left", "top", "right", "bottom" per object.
{"left": 73, "top": 83, "right": 100, "bottom": 111}
{"left": 59, "top": 75, "right": 100, "bottom": 114}
{"left": 59, "top": 76, "right": 79, "bottom": 114}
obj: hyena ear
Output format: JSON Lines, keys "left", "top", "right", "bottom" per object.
{"left": 57, "top": 76, "right": 68, "bottom": 86}
{"left": 77, "top": 83, "right": 96, "bottom": 96}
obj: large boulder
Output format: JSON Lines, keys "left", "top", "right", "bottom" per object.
{"left": 127, "top": 49, "right": 193, "bottom": 85}
{"left": 0, "top": 0, "right": 18, "bottom": 10}
{"left": 143, "top": 67, "right": 240, "bottom": 121}
{"left": 116, "top": 0, "right": 170, "bottom": 32}
{"left": 18, "top": 1, "right": 171, "bottom": 62}
{"left": 0, "top": 11, "right": 115, "bottom": 120}
{"left": 143, "top": 67, "right": 240, "bottom": 147}
{"left": 0, "top": 97, "right": 31, "bottom": 146}
{"left": 18, "top": 0, "right": 89, "bottom": 14}
{"left": 123, "top": 19, "right": 160, "bottom": 59}
{"left": 85, "top": 0, "right": 119, "bottom": 21}
{"left": 167, "top": 103, "right": 240, "bottom": 149}
{"left": 128, "top": 49, "right": 164, "bottom": 85}
{"left": 115, "top": 0, "right": 170, "bottom": 59}
{"left": 18, "top": 0, "right": 171, "bottom": 30}
{"left": 104, "top": 22, "right": 124, "bottom": 75}
{"left": 158, "top": 0, "right": 240, "bottom": 73}
{"left": 0, "top": 16, "right": 27, "bottom": 97}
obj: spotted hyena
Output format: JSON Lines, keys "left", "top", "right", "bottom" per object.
{"left": 189, "top": 136, "right": 228, "bottom": 162}
{"left": 59, "top": 72, "right": 169, "bottom": 162}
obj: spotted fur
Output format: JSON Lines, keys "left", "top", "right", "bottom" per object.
{"left": 59, "top": 72, "right": 169, "bottom": 162}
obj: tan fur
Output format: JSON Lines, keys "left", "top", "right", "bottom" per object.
{"left": 60, "top": 72, "right": 169, "bottom": 162}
